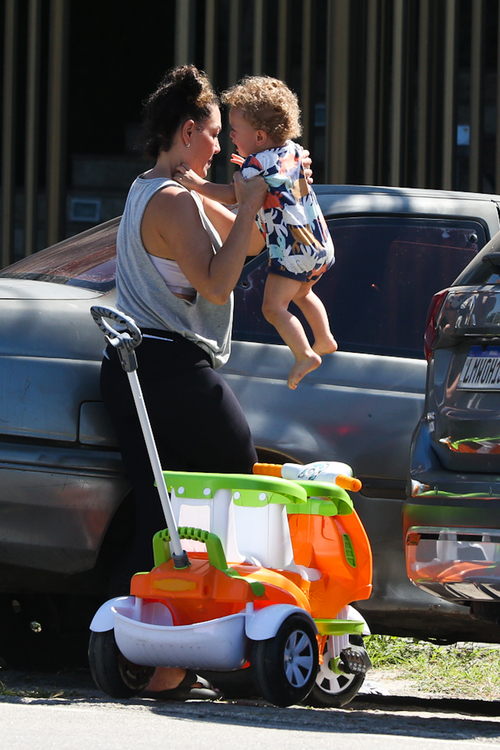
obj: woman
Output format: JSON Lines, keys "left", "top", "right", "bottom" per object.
{"left": 101, "top": 65, "right": 312, "bottom": 700}
{"left": 100, "top": 65, "right": 268, "bottom": 701}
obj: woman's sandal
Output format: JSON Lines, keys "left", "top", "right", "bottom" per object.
{"left": 140, "top": 669, "right": 223, "bottom": 701}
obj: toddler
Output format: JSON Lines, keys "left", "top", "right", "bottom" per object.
{"left": 175, "top": 75, "right": 336, "bottom": 389}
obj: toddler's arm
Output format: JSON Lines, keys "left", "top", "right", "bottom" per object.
{"left": 173, "top": 163, "right": 237, "bottom": 205}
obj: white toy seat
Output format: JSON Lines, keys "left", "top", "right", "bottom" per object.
{"left": 170, "top": 487, "right": 243, "bottom": 562}
{"left": 232, "top": 503, "right": 295, "bottom": 569}
{"left": 161, "top": 471, "right": 308, "bottom": 570}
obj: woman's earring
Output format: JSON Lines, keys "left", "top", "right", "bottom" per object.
{"left": 186, "top": 142, "right": 191, "bottom": 148}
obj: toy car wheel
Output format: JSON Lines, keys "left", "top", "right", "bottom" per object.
{"left": 251, "top": 613, "right": 319, "bottom": 707}
{"left": 88, "top": 629, "right": 155, "bottom": 698}
{"left": 306, "top": 635, "right": 366, "bottom": 708}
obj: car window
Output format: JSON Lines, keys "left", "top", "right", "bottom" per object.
{"left": 233, "top": 217, "right": 485, "bottom": 358}
{"left": 0, "top": 218, "right": 118, "bottom": 292}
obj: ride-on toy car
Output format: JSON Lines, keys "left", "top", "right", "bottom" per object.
{"left": 87, "top": 307, "right": 373, "bottom": 707}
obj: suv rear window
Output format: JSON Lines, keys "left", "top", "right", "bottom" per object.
{"left": 233, "top": 217, "right": 485, "bottom": 358}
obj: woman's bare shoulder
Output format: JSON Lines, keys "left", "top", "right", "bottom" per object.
{"left": 148, "top": 181, "right": 190, "bottom": 204}
{"left": 147, "top": 183, "right": 201, "bottom": 221}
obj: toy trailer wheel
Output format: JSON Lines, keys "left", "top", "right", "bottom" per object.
{"left": 88, "top": 630, "right": 155, "bottom": 699}
{"left": 251, "top": 613, "right": 319, "bottom": 707}
{"left": 306, "top": 635, "right": 366, "bottom": 708}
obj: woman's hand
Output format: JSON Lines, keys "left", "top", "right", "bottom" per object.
{"left": 301, "top": 149, "right": 313, "bottom": 184}
{"left": 232, "top": 171, "right": 268, "bottom": 215}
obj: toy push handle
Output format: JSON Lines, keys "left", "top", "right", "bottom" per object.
{"left": 90, "top": 306, "right": 143, "bottom": 373}
{"left": 253, "top": 462, "right": 362, "bottom": 492}
{"left": 90, "top": 305, "right": 189, "bottom": 568}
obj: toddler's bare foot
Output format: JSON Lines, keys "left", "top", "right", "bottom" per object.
{"left": 313, "top": 335, "right": 338, "bottom": 356}
{"left": 288, "top": 352, "right": 322, "bottom": 390}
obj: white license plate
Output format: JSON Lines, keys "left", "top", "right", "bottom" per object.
{"left": 458, "top": 346, "right": 500, "bottom": 390}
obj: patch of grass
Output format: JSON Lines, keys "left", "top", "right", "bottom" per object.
{"left": 365, "top": 635, "right": 500, "bottom": 700}
{"left": 0, "top": 680, "right": 64, "bottom": 699}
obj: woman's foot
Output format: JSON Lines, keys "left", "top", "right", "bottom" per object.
{"left": 287, "top": 352, "right": 322, "bottom": 390}
{"left": 141, "top": 668, "right": 222, "bottom": 701}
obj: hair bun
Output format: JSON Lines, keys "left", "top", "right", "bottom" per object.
{"left": 143, "top": 65, "right": 218, "bottom": 158}
{"left": 169, "top": 65, "right": 202, "bottom": 99}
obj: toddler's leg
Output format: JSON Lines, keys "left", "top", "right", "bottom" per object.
{"left": 262, "top": 273, "right": 321, "bottom": 390}
{"left": 293, "top": 280, "right": 337, "bottom": 356}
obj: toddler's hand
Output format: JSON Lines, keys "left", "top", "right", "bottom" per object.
{"left": 173, "top": 163, "right": 203, "bottom": 190}
{"left": 230, "top": 153, "right": 245, "bottom": 166}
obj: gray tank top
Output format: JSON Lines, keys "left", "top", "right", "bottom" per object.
{"left": 116, "top": 176, "right": 232, "bottom": 369}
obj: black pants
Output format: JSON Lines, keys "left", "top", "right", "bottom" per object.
{"left": 100, "top": 331, "right": 257, "bottom": 593}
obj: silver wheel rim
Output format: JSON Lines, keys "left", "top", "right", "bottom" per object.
{"left": 316, "top": 636, "right": 357, "bottom": 695}
{"left": 283, "top": 628, "right": 315, "bottom": 687}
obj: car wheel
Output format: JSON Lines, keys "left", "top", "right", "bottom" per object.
{"left": 251, "top": 613, "right": 319, "bottom": 707}
{"left": 88, "top": 630, "right": 155, "bottom": 698}
{"left": 306, "top": 635, "right": 366, "bottom": 708}
{"left": 0, "top": 593, "right": 94, "bottom": 669}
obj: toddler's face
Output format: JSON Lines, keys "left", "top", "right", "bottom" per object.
{"left": 229, "top": 107, "right": 260, "bottom": 159}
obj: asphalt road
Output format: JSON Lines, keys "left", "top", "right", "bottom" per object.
{"left": 1, "top": 668, "right": 500, "bottom": 749}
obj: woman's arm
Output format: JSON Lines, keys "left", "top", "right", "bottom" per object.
{"left": 143, "top": 172, "right": 267, "bottom": 305}
{"left": 173, "top": 162, "right": 265, "bottom": 257}
{"left": 202, "top": 196, "right": 265, "bottom": 257}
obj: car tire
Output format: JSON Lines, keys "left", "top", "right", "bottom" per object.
{"left": 305, "top": 634, "right": 366, "bottom": 708}
{"left": 250, "top": 613, "right": 319, "bottom": 707}
{"left": 88, "top": 629, "right": 155, "bottom": 698}
{"left": 0, "top": 593, "right": 94, "bottom": 669}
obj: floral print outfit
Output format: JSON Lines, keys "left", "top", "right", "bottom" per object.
{"left": 241, "top": 140, "right": 335, "bottom": 282}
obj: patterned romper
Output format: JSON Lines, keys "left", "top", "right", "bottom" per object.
{"left": 241, "top": 140, "right": 335, "bottom": 282}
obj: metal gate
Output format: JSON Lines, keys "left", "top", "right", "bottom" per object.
{"left": 1, "top": 0, "right": 499, "bottom": 264}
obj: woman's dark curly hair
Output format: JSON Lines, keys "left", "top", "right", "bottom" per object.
{"left": 143, "top": 65, "right": 219, "bottom": 158}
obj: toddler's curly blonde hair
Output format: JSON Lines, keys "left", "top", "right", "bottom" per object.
{"left": 222, "top": 76, "right": 302, "bottom": 142}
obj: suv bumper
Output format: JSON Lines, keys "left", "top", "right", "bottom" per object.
{"left": 405, "top": 420, "right": 500, "bottom": 603}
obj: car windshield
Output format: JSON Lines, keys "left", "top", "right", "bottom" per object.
{"left": 0, "top": 218, "right": 119, "bottom": 292}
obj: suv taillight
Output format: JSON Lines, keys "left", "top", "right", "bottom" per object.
{"left": 423, "top": 289, "right": 449, "bottom": 361}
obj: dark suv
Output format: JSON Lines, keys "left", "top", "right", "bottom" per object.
{"left": 405, "top": 228, "right": 500, "bottom": 629}
{"left": 1, "top": 184, "right": 500, "bottom": 666}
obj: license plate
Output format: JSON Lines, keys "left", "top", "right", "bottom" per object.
{"left": 458, "top": 346, "right": 500, "bottom": 390}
